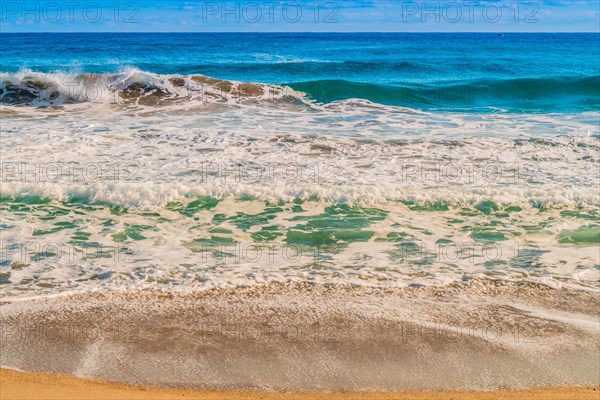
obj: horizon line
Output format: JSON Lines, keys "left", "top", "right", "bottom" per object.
{"left": 1, "top": 31, "right": 599, "bottom": 33}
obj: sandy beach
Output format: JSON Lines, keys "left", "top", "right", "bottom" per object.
{"left": 2, "top": 369, "right": 599, "bottom": 400}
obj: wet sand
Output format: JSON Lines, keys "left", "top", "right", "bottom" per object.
{"left": 1, "top": 282, "right": 598, "bottom": 392}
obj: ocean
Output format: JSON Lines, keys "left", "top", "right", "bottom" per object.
{"left": 0, "top": 32, "right": 599, "bottom": 390}
{"left": 2, "top": 32, "right": 600, "bottom": 112}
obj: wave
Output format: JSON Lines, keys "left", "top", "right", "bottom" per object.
{"left": 2, "top": 180, "right": 598, "bottom": 209}
{"left": 1, "top": 69, "right": 599, "bottom": 111}
{"left": 290, "top": 76, "right": 600, "bottom": 111}
{"left": 0, "top": 68, "right": 304, "bottom": 107}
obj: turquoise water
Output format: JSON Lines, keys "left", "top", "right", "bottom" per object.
{"left": 1, "top": 32, "right": 599, "bottom": 297}
{"left": 1, "top": 32, "right": 599, "bottom": 112}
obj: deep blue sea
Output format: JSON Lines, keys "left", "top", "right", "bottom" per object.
{"left": 1, "top": 32, "right": 599, "bottom": 111}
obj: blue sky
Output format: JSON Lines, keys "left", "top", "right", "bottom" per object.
{"left": 1, "top": 0, "right": 598, "bottom": 32}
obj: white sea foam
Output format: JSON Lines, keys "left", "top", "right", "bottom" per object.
{"left": 1, "top": 81, "right": 598, "bottom": 299}
{"left": 0, "top": 68, "right": 305, "bottom": 106}
{"left": 0, "top": 106, "right": 598, "bottom": 207}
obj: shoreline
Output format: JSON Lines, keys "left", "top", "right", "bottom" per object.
{"left": 2, "top": 369, "right": 599, "bottom": 400}
{"left": 1, "top": 282, "right": 598, "bottom": 392}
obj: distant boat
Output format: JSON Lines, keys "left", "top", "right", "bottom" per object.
{"left": 498, "top": 33, "right": 505, "bottom": 37}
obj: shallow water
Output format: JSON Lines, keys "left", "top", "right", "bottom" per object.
{"left": 0, "top": 33, "right": 598, "bottom": 298}
{"left": 0, "top": 99, "right": 598, "bottom": 299}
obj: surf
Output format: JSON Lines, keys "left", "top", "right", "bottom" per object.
{"left": 2, "top": 69, "right": 599, "bottom": 112}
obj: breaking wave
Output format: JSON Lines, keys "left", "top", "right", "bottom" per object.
{"left": 2, "top": 68, "right": 599, "bottom": 112}
{"left": 0, "top": 68, "right": 304, "bottom": 107}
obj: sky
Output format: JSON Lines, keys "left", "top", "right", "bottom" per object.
{"left": 0, "top": 0, "right": 599, "bottom": 32}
